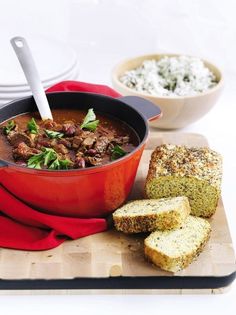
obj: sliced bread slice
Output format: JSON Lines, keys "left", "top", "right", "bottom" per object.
{"left": 113, "top": 196, "right": 191, "bottom": 233}
{"left": 144, "top": 215, "right": 211, "bottom": 272}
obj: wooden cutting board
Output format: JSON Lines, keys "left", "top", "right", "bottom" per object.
{"left": 0, "top": 132, "right": 235, "bottom": 294}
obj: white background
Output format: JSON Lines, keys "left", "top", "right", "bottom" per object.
{"left": 0, "top": 0, "right": 236, "bottom": 313}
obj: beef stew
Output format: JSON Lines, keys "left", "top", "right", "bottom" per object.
{"left": 0, "top": 109, "right": 139, "bottom": 170}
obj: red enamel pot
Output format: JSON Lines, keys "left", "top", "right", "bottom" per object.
{"left": 0, "top": 83, "right": 161, "bottom": 217}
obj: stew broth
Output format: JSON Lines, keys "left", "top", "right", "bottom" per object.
{"left": 0, "top": 109, "right": 140, "bottom": 169}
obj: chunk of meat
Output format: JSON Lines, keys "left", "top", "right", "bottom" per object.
{"left": 36, "top": 136, "right": 57, "bottom": 149}
{"left": 13, "top": 142, "right": 40, "bottom": 161}
{"left": 41, "top": 119, "right": 62, "bottom": 132}
{"left": 94, "top": 136, "right": 110, "bottom": 154}
{"left": 53, "top": 144, "right": 69, "bottom": 155}
{"left": 72, "top": 136, "right": 83, "bottom": 149}
{"left": 81, "top": 134, "right": 97, "bottom": 149}
{"left": 112, "top": 136, "right": 130, "bottom": 145}
{"left": 72, "top": 131, "right": 93, "bottom": 149}
{"left": 58, "top": 138, "right": 72, "bottom": 148}
{"left": 7, "top": 131, "right": 34, "bottom": 148}
{"left": 62, "top": 121, "right": 76, "bottom": 136}
{"left": 74, "top": 126, "right": 83, "bottom": 136}
{"left": 76, "top": 151, "right": 84, "bottom": 157}
{"left": 80, "top": 131, "right": 92, "bottom": 138}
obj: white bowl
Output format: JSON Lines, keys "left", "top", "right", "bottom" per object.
{"left": 112, "top": 54, "right": 224, "bottom": 129}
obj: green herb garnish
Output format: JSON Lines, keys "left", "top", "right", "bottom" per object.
{"left": 111, "top": 145, "right": 127, "bottom": 161}
{"left": 42, "top": 148, "right": 57, "bottom": 166}
{"left": 3, "top": 120, "right": 16, "bottom": 135}
{"left": 27, "top": 148, "right": 71, "bottom": 170}
{"left": 27, "top": 148, "right": 57, "bottom": 169}
{"left": 49, "top": 158, "right": 71, "bottom": 170}
{"left": 27, "top": 118, "right": 39, "bottom": 134}
{"left": 45, "top": 129, "right": 64, "bottom": 139}
{"left": 81, "top": 108, "right": 99, "bottom": 131}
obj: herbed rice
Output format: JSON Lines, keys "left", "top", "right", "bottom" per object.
{"left": 120, "top": 56, "right": 217, "bottom": 97}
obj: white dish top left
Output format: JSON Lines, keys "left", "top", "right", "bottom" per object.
{"left": 0, "top": 36, "right": 78, "bottom": 87}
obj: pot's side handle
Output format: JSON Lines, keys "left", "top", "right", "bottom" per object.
{"left": 118, "top": 96, "right": 162, "bottom": 121}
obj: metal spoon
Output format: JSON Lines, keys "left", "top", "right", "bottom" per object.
{"left": 10, "top": 36, "right": 53, "bottom": 120}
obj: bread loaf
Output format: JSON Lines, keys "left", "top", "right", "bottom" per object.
{"left": 145, "top": 144, "right": 222, "bottom": 217}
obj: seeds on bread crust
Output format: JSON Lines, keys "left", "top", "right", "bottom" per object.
{"left": 113, "top": 196, "right": 190, "bottom": 233}
{"left": 145, "top": 144, "right": 222, "bottom": 217}
{"left": 144, "top": 215, "right": 211, "bottom": 272}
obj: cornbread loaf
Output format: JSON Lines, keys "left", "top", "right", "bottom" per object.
{"left": 113, "top": 196, "right": 191, "bottom": 233}
{"left": 144, "top": 215, "right": 211, "bottom": 272}
{"left": 145, "top": 144, "right": 222, "bottom": 217}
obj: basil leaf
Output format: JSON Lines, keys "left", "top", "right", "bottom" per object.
{"left": 3, "top": 120, "right": 16, "bottom": 135}
{"left": 81, "top": 108, "right": 99, "bottom": 131}
{"left": 45, "top": 129, "right": 64, "bottom": 139}
{"left": 111, "top": 145, "right": 127, "bottom": 161}
{"left": 27, "top": 118, "right": 39, "bottom": 134}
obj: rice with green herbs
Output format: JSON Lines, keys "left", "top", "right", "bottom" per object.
{"left": 120, "top": 56, "right": 217, "bottom": 97}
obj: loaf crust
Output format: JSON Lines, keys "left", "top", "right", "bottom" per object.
{"left": 145, "top": 144, "right": 222, "bottom": 217}
{"left": 144, "top": 216, "right": 211, "bottom": 272}
{"left": 113, "top": 197, "right": 190, "bottom": 233}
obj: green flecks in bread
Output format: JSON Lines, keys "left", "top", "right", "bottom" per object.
{"left": 146, "top": 176, "right": 220, "bottom": 217}
{"left": 144, "top": 215, "right": 211, "bottom": 272}
{"left": 113, "top": 196, "right": 191, "bottom": 233}
{"left": 145, "top": 144, "right": 222, "bottom": 217}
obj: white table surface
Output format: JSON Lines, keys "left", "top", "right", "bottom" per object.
{"left": 1, "top": 0, "right": 236, "bottom": 313}
{"left": 1, "top": 54, "right": 236, "bottom": 315}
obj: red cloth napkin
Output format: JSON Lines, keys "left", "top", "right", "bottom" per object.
{"left": 47, "top": 80, "right": 121, "bottom": 97}
{"left": 0, "top": 81, "right": 121, "bottom": 251}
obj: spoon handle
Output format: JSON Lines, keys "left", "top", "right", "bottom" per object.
{"left": 10, "top": 36, "right": 53, "bottom": 120}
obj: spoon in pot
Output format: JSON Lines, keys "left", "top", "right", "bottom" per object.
{"left": 10, "top": 36, "right": 53, "bottom": 120}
